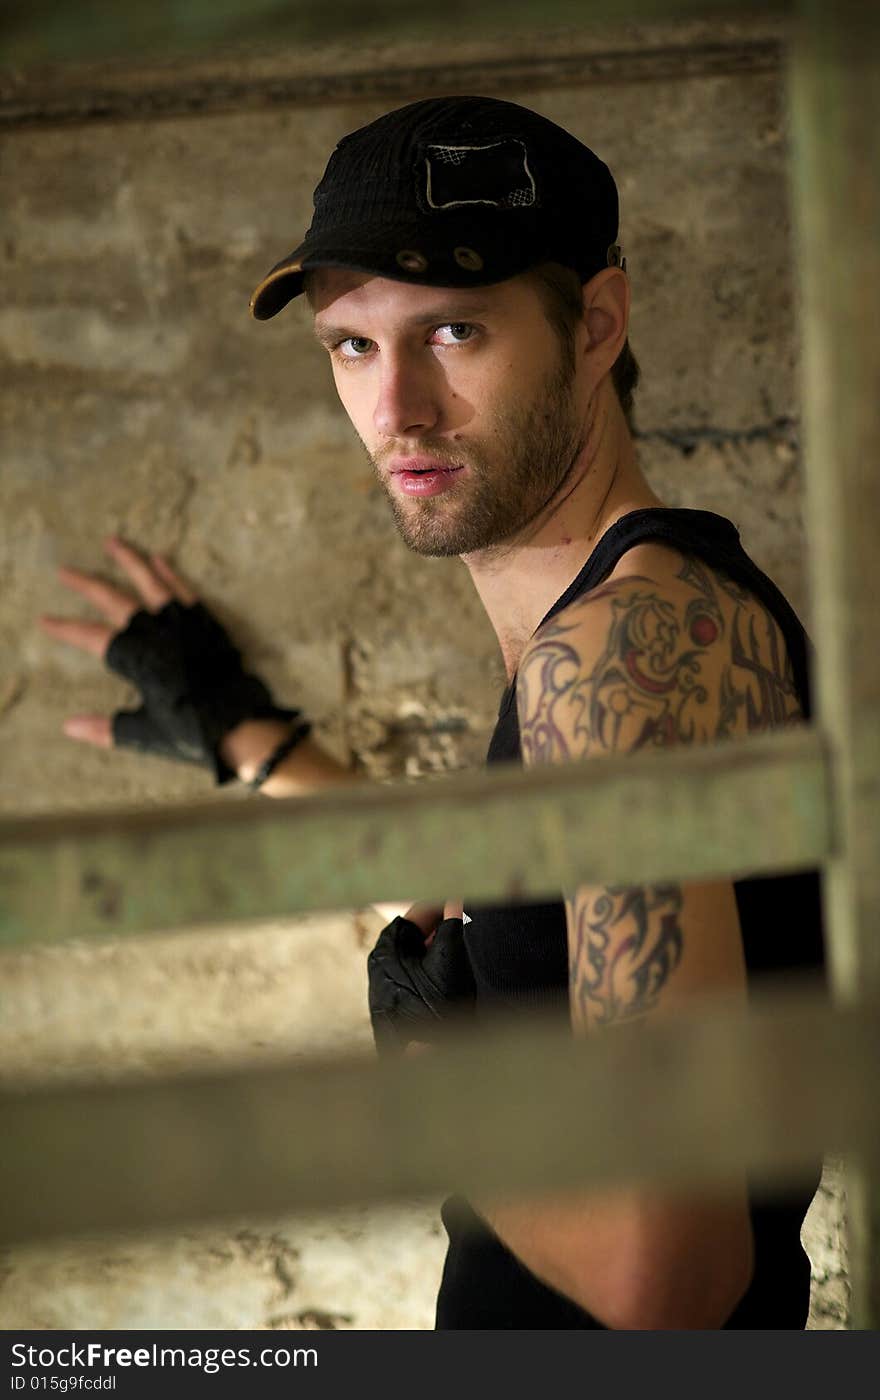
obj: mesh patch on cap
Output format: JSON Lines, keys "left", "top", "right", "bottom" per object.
{"left": 421, "top": 138, "right": 537, "bottom": 211}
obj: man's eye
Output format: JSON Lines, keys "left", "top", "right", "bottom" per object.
{"left": 433, "top": 323, "right": 475, "bottom": 345}
{"left": 337, "top": 337, "right": 374, "bottom": 358}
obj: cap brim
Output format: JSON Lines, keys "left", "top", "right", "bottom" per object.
{"left": 249, "top": 215, "right": 575, "bottom": 322}
{"left": 249, "top": 254, "right": 306, "bottom": 321}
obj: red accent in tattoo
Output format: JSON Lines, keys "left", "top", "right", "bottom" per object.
{"left": 624, "top": 648, "right": 676, "bottom": 694}
{"left": 689, "top": 614, "right": 719, "bottom": 647}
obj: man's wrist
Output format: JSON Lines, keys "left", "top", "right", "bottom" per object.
{"left": 218, "top": 718, "right": 294, "bottom": 784}
{"left": 219, "top": 717, "right": 361, "bottom": 796}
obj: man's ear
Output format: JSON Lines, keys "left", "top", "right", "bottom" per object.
{"left": 580, "top": 266, "right": 630, "bottom": 377}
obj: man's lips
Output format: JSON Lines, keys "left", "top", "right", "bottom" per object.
{"left": 388, "top": 457, "right": 463, "bottom": 474}
{"left": 386, "top": 456, "right": 466, "bottom": 498}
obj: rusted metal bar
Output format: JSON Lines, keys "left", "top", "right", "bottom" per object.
{"left": 0, "top": 39, "right": 784, "bottom": 132}
{"left": 1, "top": 0, "right": 790, "bottom": 69}
{"left": 0, "top": 727, "right": 829, "bottom": 949}
{"left": 787, "top": 0, "right": 880, "bottom": 1330}
{"left": 0, "top": 984, "right": 866, "bottom": 1249}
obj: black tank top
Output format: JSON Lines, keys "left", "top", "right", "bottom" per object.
{"left": 435, "top": 508, "right": 826, "bottom": 1330}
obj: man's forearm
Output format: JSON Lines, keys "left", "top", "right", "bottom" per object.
{"left": 219, "top": 717, "right": 363, "bottom": 796}
{"left": 221, "top": 722, "right": 413, "bottom": 920}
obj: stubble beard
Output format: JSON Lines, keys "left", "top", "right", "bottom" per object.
{"left": 365, "top": 349, "right": 587, "bottom": 558}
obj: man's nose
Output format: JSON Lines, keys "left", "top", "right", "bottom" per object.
{"left": 373, "top": 358, "right": 441, "bottom": 439}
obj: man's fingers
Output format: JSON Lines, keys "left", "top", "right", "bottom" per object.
{"left": 41, "top": 538, "right": 190, "bottom": 647}
{"left": 43, "top": 568, "right": 140, "bottom": 635}
{"left": 38, "top": 616, "right": 116, "bottom": 660}
{"left": 403, "top": 901, "right": 445, "bottom": 937}
{"left": 39, "top": 537, "right": 198, "bottom": 659}
{"left": 62, "top": 715, "right": 114, "bottom": 748}
{"left": 443, "top": 899, "right": 464, "bottom": 921}
{"left": 370, "top": 902, "right": 415, "bottom": 924}
{"left": 103, "top": 536, "right": 180, "bottom": 612}
{"left": 149, "top": 549, "right": 198, "bottom": 605}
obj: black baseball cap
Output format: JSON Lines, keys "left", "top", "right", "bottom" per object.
{"left": 250, "top": 95, "right": 625, "bottom": 320}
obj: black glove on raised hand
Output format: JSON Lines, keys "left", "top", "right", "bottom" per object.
{"left": 105, "top": 599, "right": 306, "bottom": 786}
{"left": 367, "top": 914, "right": 477, "bottom": 1058}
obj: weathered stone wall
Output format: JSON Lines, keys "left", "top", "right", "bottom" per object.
{"left": 0, "top": 16, "right": 849, "bottom": 1329}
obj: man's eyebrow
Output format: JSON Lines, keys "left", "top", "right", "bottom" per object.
{"left": 312, "top": 304, "right": 493, "bottom": 348}
{"left": 312, "top": 322, "right": 347, "bottom": 348}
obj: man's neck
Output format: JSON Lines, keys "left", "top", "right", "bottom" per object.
{"left": 460, "top": 393, "right": 664, "bottom": 681}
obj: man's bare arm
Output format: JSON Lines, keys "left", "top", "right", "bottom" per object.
{"left": 471, "top": 557, "right": 804, "bottom": 1328}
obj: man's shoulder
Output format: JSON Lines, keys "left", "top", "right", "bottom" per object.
{"left": 523, "top": 540, "right": 728, "bottom": 670}
{"left": 517, "top": 543, "right": 803, "bottom": 763}
{"left": 538, "top": 538, "right": 752, "bottom": 631}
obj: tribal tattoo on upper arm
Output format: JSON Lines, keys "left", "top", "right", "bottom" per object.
{"left": 565, "top": 884, "right": 684, "bottom": 1028}
{"left": 516, "top": 556, "right": 803, "bottom": 1029}
{"left": 517, "top": 558, "right": 801, "bottom": 765}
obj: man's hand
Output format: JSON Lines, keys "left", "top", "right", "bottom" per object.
{"left": 38, "top": 536, "right": 199, "bottom": 745}
{"left": 37, "top": 535, "right": 304, "bottom": 786}
{"left": 367, "top": 899, "right": 475, "bottom": 1057}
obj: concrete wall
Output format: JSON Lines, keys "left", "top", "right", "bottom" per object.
{"left": 0, "top": 16, "right": 849, "bottom": 1329}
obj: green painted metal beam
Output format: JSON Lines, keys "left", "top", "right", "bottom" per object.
{"left": 788, "top": 0, "right": 880, "bottom": 1332}
{"left": 0, "top": 984, "right": 868, "bottom": 1248}
{"left": 0, "top": 727, "right": 829, "bottom": 949}
{"left": 0, "top": 37, "right": 785, "bottom": 132}
{"left": 1, "top": 0, "right": 789, "bottom": 68}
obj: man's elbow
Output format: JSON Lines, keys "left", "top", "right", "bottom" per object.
{"left": 602, "top": 1269, "right": 752, "bottom": 1330}
{"left": 584, "top": 1228, "right": 755, "bottom": 1331}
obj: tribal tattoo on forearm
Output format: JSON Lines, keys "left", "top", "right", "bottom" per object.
{"left": 517, "top": 555, "right": 803, "bottom": 1028}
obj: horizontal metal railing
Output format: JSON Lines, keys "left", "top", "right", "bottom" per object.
{"left": 0, "top": 984, "right": 872, "bottom": 1249}
{"left": 0, "top": 727, "right": 829, "bottom": 949}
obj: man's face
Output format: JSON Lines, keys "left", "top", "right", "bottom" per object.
{"left": 310, "top": 268, "right": 588, "bottom": 558}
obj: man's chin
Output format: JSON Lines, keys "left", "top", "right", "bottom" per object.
{"left": 385, "top": 498, "right": 467, "bottom": 557}
{"left": 395, "top": 527, "right": 467, "bottom": 559}
{"left": 388, "top": 499, "right": 527, "bottom": 558}
{"left": 382, "top": 477, "right": 529, "bottom": 557}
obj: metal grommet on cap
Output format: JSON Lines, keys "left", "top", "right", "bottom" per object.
{"left": 454, "top": 246, "right": 484, "bottom": 272}
{"left": 396, "top": 249, "right": 428, "bottom": 272}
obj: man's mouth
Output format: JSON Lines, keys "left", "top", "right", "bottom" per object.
{"left": 388, "top": 458, "right": 466, "bottom": 497}
{"left": 389, "top": 457, "right": 462, "bottom": 475}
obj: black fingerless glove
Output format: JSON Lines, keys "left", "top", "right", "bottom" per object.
{"left": 105, "top": 599, "right": 304, "bottom": 786}
{"left": 367, "top": 914, "right": 477, "bottom": 1058}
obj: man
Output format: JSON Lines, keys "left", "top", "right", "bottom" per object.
{"left": 39, "top": 96, "right": 824, "bottom": 1328}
